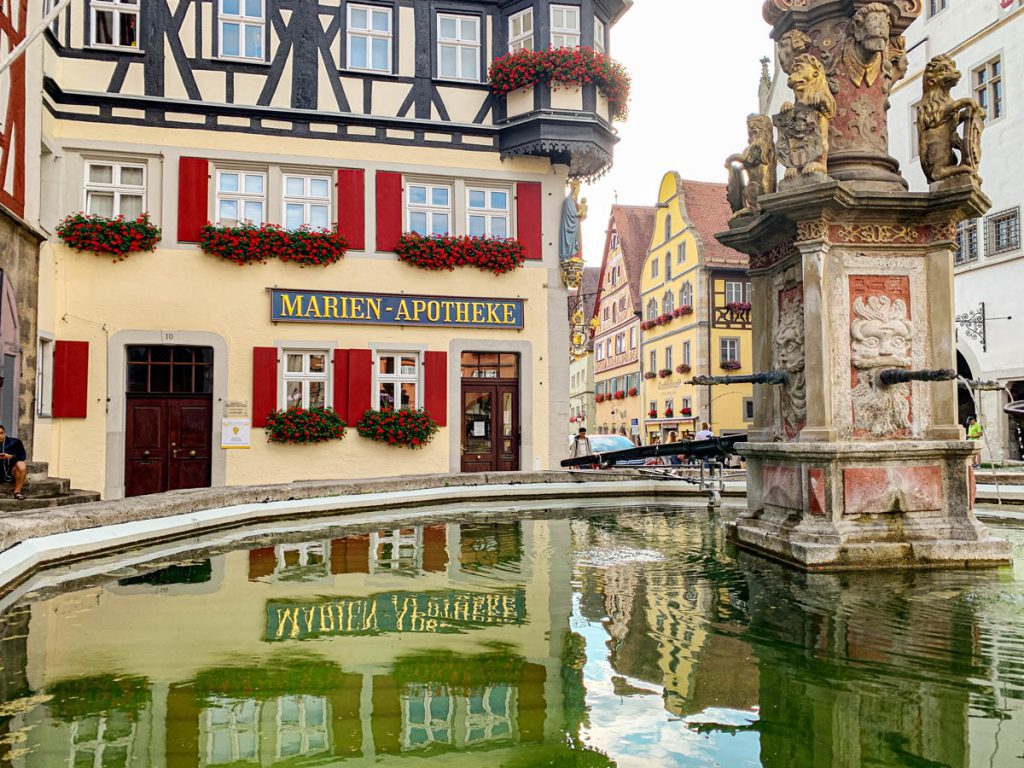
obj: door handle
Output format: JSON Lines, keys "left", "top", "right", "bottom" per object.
{"left": 142, "top": 450, "right": 150, "bottom": 458}
{"left": 188, "top": 450, "right": 196, "bottom": 458}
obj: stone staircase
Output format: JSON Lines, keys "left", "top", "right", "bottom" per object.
{"left": 0, "top": 461, "right": 100, "bottom": 512}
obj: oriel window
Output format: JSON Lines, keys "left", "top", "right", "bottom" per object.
{"left": 219, "top": 0, "right": 264, "bottom": 59}
{"left": 85, "top": 161, "right": 145, "bottom": 219}
{"left": 550, "top": 5, "right": 580, "bottom": 47}
{"left": 91, "top": 0, "right": 138, "bottom": 48}
{"left": 509, "top": 8, "right": 533, "bottom": 52}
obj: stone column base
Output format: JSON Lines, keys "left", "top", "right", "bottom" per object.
{"left": 731, "top": 441, "right": 1013, "bottom": 571}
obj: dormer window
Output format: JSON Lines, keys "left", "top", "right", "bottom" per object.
{"left": 550, "top": 5, "right": 580, "bottom": 47}
{"left": 509, "top": 8, "right": 534, "bottom": 52}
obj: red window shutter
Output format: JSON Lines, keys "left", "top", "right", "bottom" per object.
{"left": 252, "top": 347, "right": 278, "bottom": 428}
{"left": 516, "top": 182, "right": 543, "bottom": 260}
{"left": 178, "top": 157, "right": 209, "bottom": 243}
{"left": 333, "top": 349, "right": 350, "bottom": 418}
{"left": 51, "top": 340, "right": 89, "bottom": 418}
{"left": 347, "top": 349, "right": 373, "bottom": 426}
{"left": 423, "top": 351, "right": 448, "bottom": 427}
{"left": 337, "top": 169, "right": 366, "bottom": 250}
{"left": 248, "top": 548, "right": 277, "bottom": 579}
{"left": 375, "top": 171, "right": 403, "bottom": 252}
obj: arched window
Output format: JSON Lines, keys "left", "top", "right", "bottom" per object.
{"left": 679, "top": 281, "right": 693, "bottom": 308}
{"left": 662, "top": 291, "right": 674, "bottom": 316}
{"left": 646, "top": 298, "right": 658, "bottom": 321}
{"left": 664, "top": 215, "right": 672, "bottom": 242}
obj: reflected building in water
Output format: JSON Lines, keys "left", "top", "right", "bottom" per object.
{"left": 3, "top": 519, "right": 593, "bottom": 767}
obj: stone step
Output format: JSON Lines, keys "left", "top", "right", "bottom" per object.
{"left": 0, "top": 476, "right": 71, "bottom": 497}
{"left": 0, "top": 490, "right": 100, "bottom": 513}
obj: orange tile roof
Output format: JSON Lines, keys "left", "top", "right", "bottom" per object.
{"left": 609, "top": 204, "right": 658, "bottom": 307}
{"left": 679, "top": 180, "right": 748, "bottom": 269}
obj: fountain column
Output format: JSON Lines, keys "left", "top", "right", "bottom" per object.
{"left": 716, "top": 0, "right": 1012, "bottom": 569}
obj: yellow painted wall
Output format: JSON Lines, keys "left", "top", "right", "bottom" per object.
{"left": 709, "top": 275, "right": 754, "bottom": 435}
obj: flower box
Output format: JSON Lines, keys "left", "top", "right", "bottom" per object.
{"left": 200, "top": 223, "right": 348, "bottom": 267}
{"left": 682, "top": 407, "right": 693, "bottom": 416}
{"left": 673, "top": 305, "right": 693, "bottom": 318}
{"left": 613, "top": 391, "right": 626, "bottom": 400}
{"left": 264, "top": 407, "right": 346, "bottom": 444}
{"left": 721, "top": 360, "right": 743, "bottom": 371}
{"left": 643, "top": 372, "right": 657, "bottom": 380}
{"left": 488, "top": 47, "right": 631, "bottom": 122}
{"left": 658, "top": 369, "right": 672, "bottom": 379}
{"left": 648, "top": 409, "right": 658, "bottom": 419}
{"left": 395, "top": 233, "right": 525, "bottom": 275}
{"left": 676, "top": 364, "right": 692, "bottom": 375}
{"left": 56, "top": 213, "right": 161, "bottom": 260}
{"left": 356, "top": 408, "right": 439, "bottom": 449}
{"left": 664, "top": 409, "right": 675, "bottom": 418}
{"left": 628, "top": 387, "right": 638, "bottom": 397}
{"left": 594, "top": 393, "right": 604, "bottom": 403}
{"left": 640, "top": 321, "right": 651, "bottom": 331}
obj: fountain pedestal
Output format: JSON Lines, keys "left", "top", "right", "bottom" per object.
{"left": 718, "top": 0, "right": 1012, "bottom": 569}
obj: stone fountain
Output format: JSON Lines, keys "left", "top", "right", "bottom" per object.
{"left": 716, "top": 0, "right": 1012, "bottom": 570}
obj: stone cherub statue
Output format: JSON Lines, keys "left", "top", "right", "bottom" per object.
{"left": 917, "top": 54, "right": 984, "bottom": 184}
{"left": 774, "top": 54, "right": 837, "bottom": 184}
{"left": 726, "top": 114, "right": 777, "bottom": 218}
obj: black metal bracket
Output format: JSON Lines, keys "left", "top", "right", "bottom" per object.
{"left": 690, "top": 371, "right": 788, "bottom": 386}
{"left": 955, "top": 302, "right": 1013, "bottom": 353}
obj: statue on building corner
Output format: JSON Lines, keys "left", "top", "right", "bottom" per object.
{"left": 917, "top": 54, "right": 984, "bottom": 185}
{"left": 560, "top": 179, "right": 587, "bottom": 290}
{"left": 726, "top": 114, "right": 777, "bottom": 218}
{"left": 774, "top": 54, "right": 836, "bottom": 186}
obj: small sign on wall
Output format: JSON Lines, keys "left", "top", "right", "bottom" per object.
{"left": 221, "top": 418, "right": 251, "bottom": 449}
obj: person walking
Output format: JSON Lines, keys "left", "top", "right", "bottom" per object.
{"left": 569, "top": 427, "right": 593, "bottom": 460}
{"left": 0, "top": 425, "right": 28, "bottom": 500}
{"left": 966, "top": 416, "right": 983, "bottom": 468}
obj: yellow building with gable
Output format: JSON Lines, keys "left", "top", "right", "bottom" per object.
{"left": 639, "top": 173, "right": 752, "bottom": 443}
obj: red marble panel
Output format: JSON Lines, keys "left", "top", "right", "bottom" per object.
{"left": 843, "top": 466, "right": 943, "bottom": 515}
{"left": 808, "top": 468, "right": 827, "bottom": 516}
{"left": 762, "top": 465, "right": 802, "bottom": 510}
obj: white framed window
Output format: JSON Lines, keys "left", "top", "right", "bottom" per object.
{"left": 216, "top": 170, "right": 265, "bottom": 226}
{"left": 927, "top": 0, "right": 947, "bottom": 17}
{"left": 955, "top": 218, "right": 979, "bottom": 265}
{"left": 70, "top": 713, "right": 136, "bottom": 768}
{"left": 593, "top": 17, "right": 606, "bottom": 54}
{"left": 219, "top": 0, "right": 264, "bottom": 60}
{"left": 467, "top": 188, "right": 510, "bottom": 238}
{"left": 649, "top": 350, "right": 656, "bottom": 371}
{"left": 985, "top": 207, "right": 1020, "bottom": 256}
{"left": 651, "top": 259, "right": 659, "bottom": 279}
{"left": 720, "top": 338, "right": 740, "bottom": 364}
{"left": 550, "top": 5, "right": 580, "bottom": 47}
{"left": 283, "top": 174, "right": 331, "bottom": 230}
{"left": 664, "top": 254, "right": 672, "bottom": 280}
{"left": 84, "top": 160, "right": 145, "bottom": 218}
{"left": 276, "top": 696, "right": 329, "bottom": 760}
{"left": 90, "top": 0, "right": 139, "bottom": 48}
{"left": 679, "top": 281, "right": 693, "bottom": 308}
{"left": 407, "top": 183, "right": 451, "bottom": 236}
{"left": 725, "top": 281, "right": 744, "bottom": 304}
{"left": 371, "top": 528, "right": 423, "bottom": 572}
{"left": 683, "top": 340, "right": 691, "bottom": 367}
{"left": 282, "top": 350, "right": 329, "bottom": 410}
{"left": 595, "top": 343, "right": 604, "bottom": 362}
{"left": 974, "top": 57, "right": 1004, "bottom": 122}
{"left": 274, "top": 541, "right": 328, "bottom": 580}
{"left": 403, "top": 685, "right": 454, "bottom": 750}
{"left": 615, "top": 334, "right": 624, "bottom": 355}
{"left": 438, "top": 14, "right": 480, "bottom": 80}
{"left": 665, "top": 346, "right": 674, "bottom": 369}
{"left": 36, "top": 336, "right": 54, "bottom": 418}
{"left": 664, "top": 398, "right": 673, "bottom": 412}
{"left": 205, "top": 698, "right": 260, "bottom": 765}
{"left": 682, "top": 396, "right": 691, "bottom": 411}
{"left": 662, "top": 291, "right": 674, "bottom": 316}
{"left": 376, "top": 351, "right": 421, "bottom": 410}
{"left": 629, "top": 326, "right": 637, "bottom": 349}
{"left": 677, "top": 241, "right": 687, "bottom": 264}
{"left": 509, "top": 8, "right": 533, "bottom": 52}
{"left": 646, "top": 298, "right": 657, "bottom": 321}
{"left": 465, "top": 687, "right": 515, "bottom": 746}
{"left": 45, "top": 0, "right": 61, "bottom": 36}
{"left": 602, "top": 306, "right": 609, "bottom": 321}
{"left": 347, "top": 3, "right": 392, "bottom": 72}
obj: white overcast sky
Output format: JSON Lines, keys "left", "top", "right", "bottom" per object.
{"left": 580, "top": 0, "right": 774, "bottom": 263}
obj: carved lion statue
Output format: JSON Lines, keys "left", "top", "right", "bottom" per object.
{"left": 775, "top": 54, "right": 837, "bottom": 180}
{"left": 726, "top": 114, "right": 776, "bottom": 217}
{"left": 788, "top": 54, "right": 837, "bottom": 122}
{"left": 917, "top": 54, "right": 984, "bottom": 184}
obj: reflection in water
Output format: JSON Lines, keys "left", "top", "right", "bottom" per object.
{"left": 0, "top": 511, "right": 1022, "bottom": 766}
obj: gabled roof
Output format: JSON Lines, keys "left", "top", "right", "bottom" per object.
{"left": 577, "top": 266, "right": 602, "bottom": 318}
{"left": 607, "top": 204, "right": 658, "bottom": 309}
{"left": 678, "top": 180, "right": 748, "bottom": 269}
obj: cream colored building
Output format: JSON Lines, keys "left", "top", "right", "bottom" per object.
{"left": 25, "top": 0, "right": 632, "bottom": 497}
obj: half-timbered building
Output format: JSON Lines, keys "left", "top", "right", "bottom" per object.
{"left": 27, "top": 0, "right": 632, "bottom": 497}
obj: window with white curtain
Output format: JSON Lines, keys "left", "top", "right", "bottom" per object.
{"left": 283, "top": 175, "right": 331, "bottom": 230}
{"left": 438, "top": 14, "right": 480, "bottom": 80}
{"left": 84, "top": 161, "right": 145, "bottom": 218}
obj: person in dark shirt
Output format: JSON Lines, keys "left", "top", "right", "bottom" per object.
{"left": 0, "top": 425, "right": 28, "bottom": 500}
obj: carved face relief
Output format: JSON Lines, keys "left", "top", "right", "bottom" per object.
{"left": 853, "top": 7, "right": 891, "bottom": 54}
{"left": 850, "top": 295, "right": 913, "bottom": 370}
{"left": 778, "top": 29, "right": 812, "bottom": 75}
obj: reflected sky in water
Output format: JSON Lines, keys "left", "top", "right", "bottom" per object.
{"left": 0, "top": 506, "right": 1022, "bottom": 767}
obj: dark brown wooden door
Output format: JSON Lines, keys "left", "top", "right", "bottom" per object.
{"left": 126, "top": 397, "right": 212, "bottom": 497}
{"left": 460, "top": 383, "right": 519, "bottom": 472}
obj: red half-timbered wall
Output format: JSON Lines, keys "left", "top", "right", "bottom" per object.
{"left": 0, "top": 0, "right": 26, "bottom": 218}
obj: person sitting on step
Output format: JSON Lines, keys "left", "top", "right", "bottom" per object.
{"left": 0, "top": 425, "right": 28, "bottom": 500}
